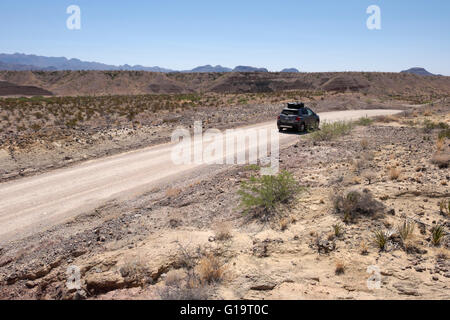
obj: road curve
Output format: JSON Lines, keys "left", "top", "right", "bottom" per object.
{"left": 0, "top": 109, "right": 401, "bottom": 242}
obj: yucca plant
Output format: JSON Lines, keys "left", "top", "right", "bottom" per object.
{"left": 373, "top": 229, "right": 388, "bottom": 251}
{"left": 398, "top": 220, "right": 415, "bottom": 243}
{"left": 439, "top": 199, "right": 450, "bottom": 216}
{"left": 332, "top": 223, "right": 344, "bottom": 238}
{"left": 431, "top": 225, "right": 445, "bottom": 246}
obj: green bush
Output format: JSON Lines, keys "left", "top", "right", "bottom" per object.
{"left": 423, "top": 120, "right": 449, "bottom": 133}
{"left": 438, "top": 128, "right": 450, "bottom": 140}
{"left": 239, "top": 171, "right": 301, "bottom": 219}
{"left": 356, "top": 117, "right": 374, "bottom": 126}
{"left": 310, "top": 121, "right": 353, "bottom": 141}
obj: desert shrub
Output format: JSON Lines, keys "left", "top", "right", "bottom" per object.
{"left": 239, "top": 171, "right": 301, "bottom": 219}
{"left": 389, "top": 167, "right": 401, "bottom": 180}
{"left": 373, "top": 229, "right": 388, "bottom": 250}
{"left": 159, "top": 269, "right": 210, "bottom": 301}
{"left": 360, "top": 138, "right": 370, "bottom": 149}
{"left": 431, "top": 225, "right": 445, "bottom": 246}
{"left": 362, "top": 170, "right": 377, "bottom": 185}
{"left": 197, "top": 254, "right": 226, "bottom": 284}
{"left": 213, "top": 222, "right": 232, "bottom": 241}
{"left": 164, "top": 269, "right": 186, "bottom": 286}
{"left": 438, "top": 128, "right": 450, "bottom": 140}
{"left": 431, "top": 153, "right": 450, "bottom": 169}
{"left": 119, "top": 260, "right": 151, "bottom": 286}
{"left": 310, "top": 121, "right": 353, "bottom": 141}
{"left": 332, "top": 189, "right": 385, "bottom": 222}
{"left": 423, "top": 120, "right": 449, "bottom": 133}
{"left": 397, "top": 220, "right": 415, "bottom": 243}
{"left": 279, "top": 217, "right": 292, "bottom": 231}
{"left": 335, "top": 260, "right": 346, "bottom": 275}
{"left": 356, "top": 117, "right": 374, "bottom": 126}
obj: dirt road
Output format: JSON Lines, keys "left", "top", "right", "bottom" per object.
{"left": 0, "top": 109, "right": 401, "bottom": 243}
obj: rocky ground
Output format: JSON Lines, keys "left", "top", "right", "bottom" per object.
{"left": 0, "top": 100, "right": 448, "bottom": 300}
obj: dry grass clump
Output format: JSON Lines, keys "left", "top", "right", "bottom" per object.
{"left": 353, "top": 158, "right": 367, "bottom": 173}
{"left": 161, "top": 243, "right": 224, "bottom": 300}
{"left": 213, "top": 222, "right": 233, "bottom": 241}
{"left": 388, "top": 167, "right": 401, "bottom": 180}
{"left": 360, "top": 138, "right": 370, "bottom": 149}
{"left": 197, "top": 254, "right": 226, "bottom": 284}
{"left": 431, "top": 153, "right": 450, "bottom": 169}
{"left": 164, "top": 269, "right": 187, "bottom": 286}
{"left": 332, "top": 189, "right": 385, "bottom": 223}
{"left": 375, "top": 115, "right": 398, "bottom": 123}
{"left": 360, "top": 240, "right": 369, "bottom": 255}
{"left": 119, "top": 260, "right": 151, "bottom": 286}
{"left": 279, "top": 217, "right": 290, "bottom": 231}
{"left": 362, "top": 170, "right": 377, "bottom": 185}
{"left": 159, "top": 268, "right": 210, "bottom": 300}
{"left": 335, "top": 260, "right": 346, "bottom": 275}
{"left": 166, "top": 188, "right": 182, "bottom": 198}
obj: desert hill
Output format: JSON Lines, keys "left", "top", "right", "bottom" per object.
{"left": 0, "top": 70, "right": 449, "bottom": 96}
{"left": 401, "top": 67, "right": 437, "bottom": 76}
{"left": 0, "top": 80, "right": 53, "bottom": 96}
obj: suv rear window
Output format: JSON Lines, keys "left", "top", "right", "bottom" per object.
{"left": 282, "top": 110, "right": 298, "bottom": 115}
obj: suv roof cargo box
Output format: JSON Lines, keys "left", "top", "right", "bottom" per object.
{"left": 287, "top": 102, "right": 305, "bottom": 109}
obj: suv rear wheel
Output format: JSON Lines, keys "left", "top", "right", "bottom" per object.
{"left": 298, "top": 123, "right": 306, "bottom": 133}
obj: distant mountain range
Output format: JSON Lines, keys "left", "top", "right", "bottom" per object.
{"left": 401, "top": 67, "right": 441, "bottom": 76}
{"left": 1, "top": 54, "right": 443, "bottom": 76}
{"left": 0, "top": 53, "right": 300, "bottom": 73}
{"left": 0, "top": 53, "right": 173, "bottom": 72}
{"left": 280, "top": 68, "right": 300, "bottom": 73}
{"left": 188, "top": 65, "right": 232, "bottom": 73}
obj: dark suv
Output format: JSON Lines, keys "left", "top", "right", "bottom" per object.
{"left": 277, "top": 102, "right": 320, "bottom": 132}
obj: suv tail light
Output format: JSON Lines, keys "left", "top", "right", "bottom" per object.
{"left": 277, "top": 115, "right": 281, "bottom": 120}
{"left": 295, "top": 117, "right": 301, "bottom": 122}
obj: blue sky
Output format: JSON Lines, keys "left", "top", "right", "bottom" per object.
{"left": 0, "top": 0, "right": 449, "bottom": 74}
